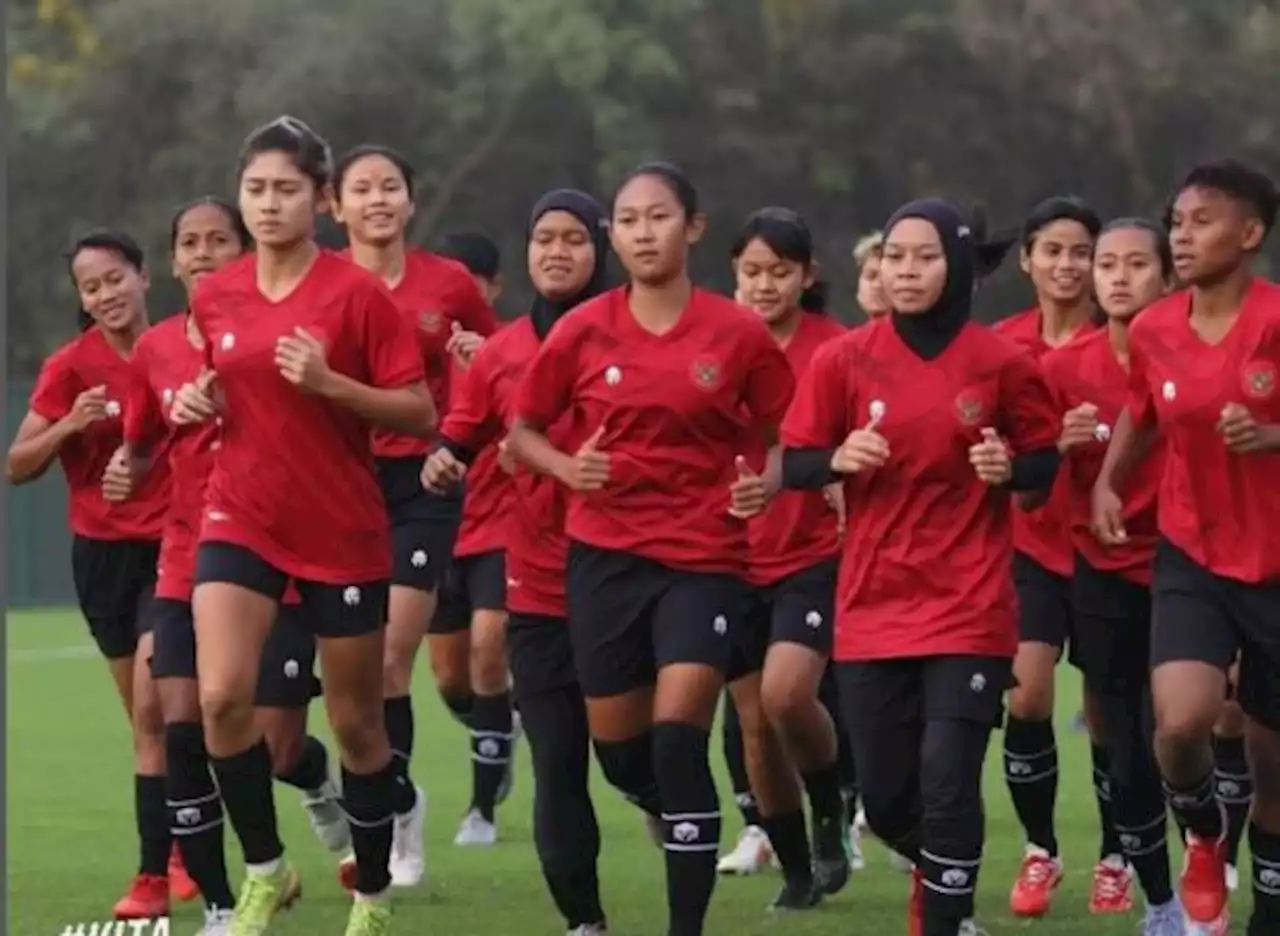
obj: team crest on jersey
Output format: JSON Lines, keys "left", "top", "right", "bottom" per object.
{"left": 689, "top": 355, "right": 724, "bottom": 392}
{"left": 1242, "top": 360, "right": 1276, "bottom": 400}
{"left": 418, "top": 309, "right": 445, "bottom": 334}
{"left": 954, "top": 390, "right": 985, "bottom": 427}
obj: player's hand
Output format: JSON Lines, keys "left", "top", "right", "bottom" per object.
{"left": 559, "top": 425, "right": 610, "bottom": 492}
{"left": 101, "top": 445, "right": 137, "bottom": 502}
{"left": 421, "top": 447, "right": 466, "bottom": 494}
{"left": 1091, "top": 483, "right": 1127, "bottom": 545}
{"left": 1217, "top": 402, "right": 1276, "bottom": 453}
{"left": 447, "top": 321, "right": 485, "bottom": 369}
{"left": 496, "top": 439, "right": 516, "bottom": 475}
{"left": 830, "top": 412, "right": 888, "bottom": 474}
{"left": 68, "top": 385, "right": 108, "bottom": 431}
{"left": 274, "top": 327, "right": 332, "bottom": 392}
{"left": 1058, "top": 403, "right": 1100, "bottom": 452}
{"left": 969, "top": 427, "right": 1012, "bottom": 485}
{"left": 729, "top": 455, "right": 769, "bottom": 519}
{"left": 171, "top": 370, "right": 218, "bottom": 424}
{"left": 824, "top": 483, "right": 847, "bottom": 537}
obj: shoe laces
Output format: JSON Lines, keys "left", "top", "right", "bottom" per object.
{"left": 1019, "top": 854, "right": 1057, "bottom": 886}
{"left": 1094, "top": 864, "right": 1129, "bottom": 899}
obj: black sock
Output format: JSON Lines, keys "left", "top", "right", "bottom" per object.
{"left": 721, "top": 699, "right": 762, "bottom": 828}
{"left": 1091, "top": 744, "right": 1122, "bottom": 860}
{"left": 819, "top": 667, "right": 858, "bottom": 799}
{"left": 761, "top": 810, "right": 812, "bottom": 886}
{"left": 1213, "top": 735, "right": 1252, "bottom": 867}
{"left": 594, "top": 733, "right": 662, "bottom": 817}
{"left": 653, "top": 722, "right": 721, "bottom": 936}
{"left": 166, "top": 722, "right": 236, "bottom": 911}
{"left": 384, "top": 695, "right": 415, "bottom": 782}
{"left": 470, "top": 691, "right": 513, "bottom": 822}
{"left": 1003, "top": 717, "right": 1059, "bottom": 855}
{"left": 136, "top": 774, "right": 170, "bottom": 876}
{"left": 1116, "top": 812, "right": 1172, "bottom": 906}
{"left": 1164, "top": 770, "right": 1223, "bottom": 842}
{"left": 802, "top": 762, "right": 845, "bottom": 826}
{"left": 210, "top": 739, "right": 283, "bottom": 865}
{"left": 441, "top": 688, "right": 475, "bottom": 725}
{"left": 1248, "top": 824, "right": 1280, "bottom": 936}
{"left": 275, "top": 735, "right": 329, "bottom": 792}
{"left": 341, "top": 761, "right": 400, "bottom": 896}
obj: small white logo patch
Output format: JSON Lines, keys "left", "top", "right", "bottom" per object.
{"left": 1161, "top": 380, "right": 1176, "bottom": 402}
{"left": 869, "top": 399, "right": 886, "bottom": 422}
{"left": 105, "top": 400, "right": 121, "bottom": 417}
{"left": 283, "top": 659, "right": 299, "bottom": 679}
{"left": 220, "top": 333, "right": 236, "bottom": 352}
{"left": 410, "top": 549, "right": 428, "bottom": 569}
{"left": 804, "top": 610, "right": 823, "bottom": 629}
{"left": 342, "top": 586, "right": 361, "bottom": 607}
{"left": 605, "top": 365, "right": 622, "bottom": 386}
{"left": 712, "top": 614, "right": 728, "bottom": 636}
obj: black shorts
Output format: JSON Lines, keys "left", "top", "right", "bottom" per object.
{"left": 150, "top": 597, "right": 321, "bottom": 707}
{"left": 194, "top": 541, "right": 387, "bottom": 639}
{"left": 1071, "top": 553, "right": 1152, "bottom": 696}
{"left": 727, "top": 560, "right": 837, "bottom": 682}
{"left": 430, "top": 550, "right": 507, "bottom": 635}
{"left": 72, "top": 535, "right": 160, "bottom": 659}
{"left": 836, "top": 655, "right": 1014, "bottom": 737}
{"left": 508, "top": 613, "right": 578, "bottom": 700}
{"left": 1149, "top": 539, "right": 1280, "bottom": 730}
{"left": 377, "top": 455, "right": 461, "bottom": 591}
{"left": 1014, "top": 551, "right": 1078, "bottom": 664}
{"left": 566, "top": 541, "right": 746, "bottom": 698}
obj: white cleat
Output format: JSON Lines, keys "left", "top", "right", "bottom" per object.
{"left": 196, "top": 906, "right": 233, "bottom": 936}
{"left": 958, "top": 921, "right": 990, "bottom": 936}
{"left": 849, "top": 821, "right": 866, "bottom": 872}
{"left": 716, "top": 825, "right": 774, "bottom": 875}
{"left": 301, "top": 776, "right": 351, "bottom": 854}
{"left": 1225, "top": 862, "right": 1239, "bottom": 892}
{"left": 853, "top": 800, "right": 869, "bottom": 833}
{"left": 567, "top": 925, "right": 608, "bottom": 936}
{"left": 390, "top": 785, "right": 428, "bottom": 886}
{"left": 453, "top": 807, "right": 497, "bottom": 846}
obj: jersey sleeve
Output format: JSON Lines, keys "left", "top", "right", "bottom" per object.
{"left": 123, "top": 345, "right": 165, "bottom": 448}
{"left": 441, "top": 342, "right": 501, "bottom": 452}
{"left": 515, "top": 317, "right": 579, "bottom": 430}
{"left": 29, "top": 349, "right": 79, "bottom": 422}
{"left": 998, "top": 350, "right": 1062, "bottom": 453}
{"left": 1126, "top": 330, "right": 1158, "bottom": 428}
{"left": 739, "top": 320, "right": 796, "bottom": 426}
{"left": 781, "top": 340, "right": 849, "bottom": 448}
{"left": 357, "top": 282, "right": 427, "bottom": 389}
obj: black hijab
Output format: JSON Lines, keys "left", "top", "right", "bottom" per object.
{"left": 527, "top": 189, "right": 610, "bottom": 339}
{"left": 885, "top": 198, "right": 976, "bottom": 360}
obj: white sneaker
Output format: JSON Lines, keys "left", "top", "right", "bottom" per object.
{"left": 390, "top": 785, "right": 427, "bottom": 886}
{"left": 196, "top": 907, "right": 234, "bottom": 936}
{"left": 888, "top": 849, "right": 915, "bottom": 873}
{"left": 495, "top": 710, "right": 522, "bottom": 805}
{"left": 453, "top": 808, "right": 497, "bottom": 846}
{"left": 716, "top": 825, "right": 774, "bottom": 875}
{"left": 301, "top": 776, "right": 351, "bottom": 854}
{"left": 958, "top": 921, "right": 989, "bottom": 936}
{"left": 567, "top": 925, "right": 607, "bottom": 936}
{"left": 1225, "top": 862, "right": 1239, "bottom": 892}
{"left": 854, "top": 799, "right": 869, "bottom": 833}
{"left": 849, "top": 821, "right": 866, "bottom": 871}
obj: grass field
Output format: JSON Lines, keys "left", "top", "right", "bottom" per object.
{"left": 8, "top": 609, "right": 1253, "bottom": 935}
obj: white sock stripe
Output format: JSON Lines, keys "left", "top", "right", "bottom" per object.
{"left": 1006, "top": 767, "right": 1059, "bottom": 784}
{"left": 470, "top": 730, "right": 515, "bottom": 741}
{"left": 1218, "top": 793, "right": 1254, "bottom": 805}
{"left": 166, "top": 791, "right": 221, "bottom": 809}
{"left": 171, "top": 817, "right": 224, "bottom": 836}
{"left": 1213, "top": 769, "right": 1251, "bottom": 781}
{"left": 661, "top": 811, "right": 722, "bottom": 822}
{"left": 470, "top": 754, "right": 510, "bottom": 766}
{"left": 919, "top": 849, "right": 981, "bottom": 868}
{"left": 1116, "top": 813, "right": 1168, "bottom": 834}
{"left": 338, "top": 807, "right": 397, "bottom": 829}
{"left": 663, "top": 842, "right": 720, "bottom": 853}
{"left": 1003, "top": 745, "right": 1057, "bottom": 760}
{"left": 1253, "top": 854, "right": 1280, "bottom": 870}
{"left": 921, "top": 879, "right": 977, "bottom": 897}
{"left": 1123, "top": 835, "right": 1168, "bottom": 857}
{"left": 390, "top": 749, "right": 411, "bottom": 762}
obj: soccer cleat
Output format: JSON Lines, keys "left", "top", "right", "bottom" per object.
{"left": 1224, "top": 862, "right": 1239, "bottom": 892}
{"left": 1089, "top": 856, "right": 1134, "bottom": 914}
{"left": 1009, "top": 845, "right": 1064, "bottom": 918}
{"left": 1183, "top": 905, "right": 1229, "bottom": 936}
{"left": 957, "top": 922, "right": 990, "bottom": 936}
{"left": 168, "top": 842, "right": 201, "bottom": 903}
{"left": 495, "top": 711, "right": 522, "bottom": 806}
{"left": 907, "top": 868, "right": 924, "bottom": 936}
{"left": 769, "top": 877, "right": 822, "bottom": 911}
{"left": 1179, "top": 834, "right": 1228, "bottom": 925}
{"left": 197, "top": 906, "right": 234, "bottom": 936}
{"left": 453, "top": 808, "right": 497, "bottom": 846}
{"left": 849, "top": 820, "right": 866, "bottom": 872}
{"left": 229, "top": 861, "right": 301, "bottom": 936}
{"left": 390, "top": 786, "right": 427, "bottom": 886}
{"left": 113, "top": 874, "right": 169, "bottom": 920}
{"left": 344, "top": 892, "right": 393, "bottom": 936}
{"left": 812, "top": 813, "right": 853, "bottom": 896}
{"left": 567, "top": 926, "right": 608, "bottom": 936}
{"left": 301, "top": 776, "right": 351, "bottom": 854}
{"left": 716, "top": 825, "right": 774, "bottom": 875}
{"left": 338, "top": 851, "right": 358, "bottom": 893}
{"left": 853, "top": 799, "right": 869, "bottom": 833}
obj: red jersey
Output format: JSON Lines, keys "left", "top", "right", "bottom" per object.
{"left": 443, "top": 319, "right": 570, "bottom": 614}
{"left": 992, "top": 309, "right": 1095, "bottom": 576}
{"left": 1042, "top": 329, "right": 1162, "bottom": 585}
{"left": 782, "top": 319, "right": 1062, "bottom": 661}
{"left": 348, "top": 248, "right": 496, "bottom": 458}
{"left": 516, "top": 287, "right": 795, "bottom": 574}
{"left": 29, "top": 327, "right": 170, "bottom": 540}
{"left": 1127, "top": 279, "right": 1280, "bottom": 584}
{"left": 193, "top": 252, "right": 425, "bottom": 583}
{"left": 747, "top": 314, "right": 847, "bottom": 585}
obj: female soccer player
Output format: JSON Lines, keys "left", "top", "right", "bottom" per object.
{"left": 782, "top": 197, "right": 1062, "bottom": 936}
{"left": 440, "top": 232, "right": 504, "bottom": 307}
{"left": 104, "top": 197, "right": 350, "bottom": 934}
{"left": 1093, "top": 159, "right": 1280, "bottom": 936}
{"left": 6, "top": 230, "right": 192, "bottom": 920}
{"left": 507, "top": 161, "right": 795, "bottom": 936}
{"left": 854, "top": 231, "right": 890, "bottom": 318}
{"left": 331, "top": 143, "right": 497, "bottom": 883}
{"left": 718, "top": 207, "right": 850, "bottom": 909}
{"left": 424, "top": 186, "right": 613, "bottom": 936}
{"left": 1042, "top": 217, "right": 1183, "bottom": 933}
{"left": 169, "top": 116, "right": 434, "bottom": 936}
{"left": 993, "top": 197, "right": 1111, "bottom": 919}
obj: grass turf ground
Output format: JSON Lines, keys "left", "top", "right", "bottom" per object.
{"left": 8, "top": 609, "right": 1254, "bottom": 935}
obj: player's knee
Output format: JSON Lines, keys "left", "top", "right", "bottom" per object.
{"left": 760, "top": 669, "right": 811, "bottom": 730}
{"left": 594, "top": 733, "right": 657, "bottom": 803}
{"left": 327, "top": 701, "right": 382, "bottom": 765}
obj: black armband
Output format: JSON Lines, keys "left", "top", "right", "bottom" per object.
{"left": 782, "top": 447, "right": 839, "bottom": 490}
{"left": 1008, "top": 447, "right": 1060, "bottom": 492}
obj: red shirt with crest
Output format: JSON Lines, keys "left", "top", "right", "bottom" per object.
{"left": 1126, "top": 279, "right": 1280, "bottom": 584}
{"left": 782, "top": 319, "right": 1062, "bottom": 661}
{"left": 516, "top": 288, "right": 795, "bottom": 575}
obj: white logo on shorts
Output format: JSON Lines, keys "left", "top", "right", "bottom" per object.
{"left": 604, "top": 365, "right": 622, "bottom": 386}
{"left": 804, "top": 610, "right": 823, "bottom": 629}
{"left": 220, "top": 333, "right": 236, "bottom": 352}
{"left": 105, "top": 399, "right": 121, "bottom": 417}
{"left": 712, "top": 614, "right": 728, "bottom": 636}
{"left": 410, "top": 549, "right": 428, "bottom": 569}
{"left": 283, "top": 659, "right": 299, "bottom": 679}
{"left": 343, "top": 586, "right": 361, "bottom": 606}
{"left": 1161, "top": 380, "right": 1176, "bottom": 402}
{"left": 969, "top": 673, "right": 986, "bottom": 693}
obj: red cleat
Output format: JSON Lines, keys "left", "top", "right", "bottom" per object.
{"left": 1180, "top": 834, "right": 1228, "bottom": 924}
{"left": 1009, "top": 846, "right": 1063, "bottom": 918}
{"left": 907, "top": 868, "right": 924, "bottom": 936}
{"left": 337, "top": 851, "right": 358, "bottom": 893}
{"left": 113, "top": 873, "right": 169, "bottom": 920}
{"left": 1088, "top": 858, "right": 1134, "bottom": 914}
{"left": 168, "top": 842, "right": 201, "bottom": 903}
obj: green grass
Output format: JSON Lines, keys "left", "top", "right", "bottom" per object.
{"left": 7, "top": 609, "right": 1250, "bottom": 935}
